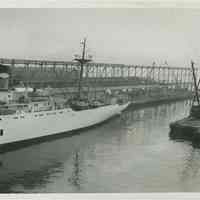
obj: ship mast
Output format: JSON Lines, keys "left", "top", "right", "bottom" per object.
{"left": 74, "top": 38, "right": 92, "bottom": 99}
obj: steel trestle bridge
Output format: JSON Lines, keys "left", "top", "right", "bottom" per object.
{"left": 0, "top": 58, "right": 195, "bottom": 89}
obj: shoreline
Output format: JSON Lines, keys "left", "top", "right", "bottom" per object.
{"left": 129, "top": 94, "right": 192, "bottom": 108}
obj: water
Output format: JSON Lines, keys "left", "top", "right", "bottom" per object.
{"left": 0, "top": 100, "right": 198, "bottom": 193}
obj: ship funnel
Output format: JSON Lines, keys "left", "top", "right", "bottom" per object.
{"left": 0, "top": 64, "right": 10, "bottom": 90}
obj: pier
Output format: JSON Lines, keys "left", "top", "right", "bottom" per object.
{"left": 0, "top": 58, "right": 194, "bottom": 89}
{"left": 0, "top": 58, "right": 194, "bottom": 105}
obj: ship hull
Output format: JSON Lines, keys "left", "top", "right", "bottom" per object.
{"left": 0, "top": 103, "right": 129, "bottom": 152}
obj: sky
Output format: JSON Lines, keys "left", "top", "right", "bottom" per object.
{"left": 0, "top": 8, "right": 200, "bottom": 67}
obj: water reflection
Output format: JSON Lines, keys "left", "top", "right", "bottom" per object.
{"left": 0, "top": 159, "right": 63, "bottom": 193}
{"left": 181, "top": 148, "right": 200, "bottom": 181}
{"left": 0, "top": 100, "right": 198, "bottom": 192}
{"left": 68, "top": 150, "right": 81, "bottom": 191}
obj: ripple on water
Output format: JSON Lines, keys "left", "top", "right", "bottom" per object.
{"left": 0, "top": 100, "right": 199, "bottom": 192}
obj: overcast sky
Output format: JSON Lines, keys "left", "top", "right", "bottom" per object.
{"left": 0, "top": 8, "right": 199, "bottom": 67}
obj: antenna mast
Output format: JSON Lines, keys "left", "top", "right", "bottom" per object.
{"left": 74, "top": 38, "right": 92, "bottom": 99}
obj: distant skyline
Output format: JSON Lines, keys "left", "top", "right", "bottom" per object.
{"left": 0, "top": 8, "right": 200, "bottom": 67}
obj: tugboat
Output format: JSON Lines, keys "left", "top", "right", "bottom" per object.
{"left": 169, "top": 61, "right": 200, "bottom": 141}
{"left": 0, "top": 39, "right": 130, "bottom": 151}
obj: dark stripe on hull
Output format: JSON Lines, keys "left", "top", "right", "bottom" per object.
{"left": 0, "top": 113, "right": 120, "bottom": 154}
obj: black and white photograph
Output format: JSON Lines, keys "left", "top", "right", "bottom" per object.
{"left": 0, "top": 2, "right": 199, "bottom": 199}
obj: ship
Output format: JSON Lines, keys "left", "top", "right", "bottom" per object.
{"left": 169, "top": 61, "right": 200, "bottom": 142}
{"left": 0, "top": 39, "right": 130, "bottom": 151}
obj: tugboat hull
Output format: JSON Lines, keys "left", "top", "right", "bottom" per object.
{"left": 169, "top": 117, "right": 200, "bottom": 142}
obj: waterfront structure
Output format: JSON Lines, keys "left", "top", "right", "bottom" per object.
{"left": 0, "top": 58, "right": 194, "bottom": 89}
